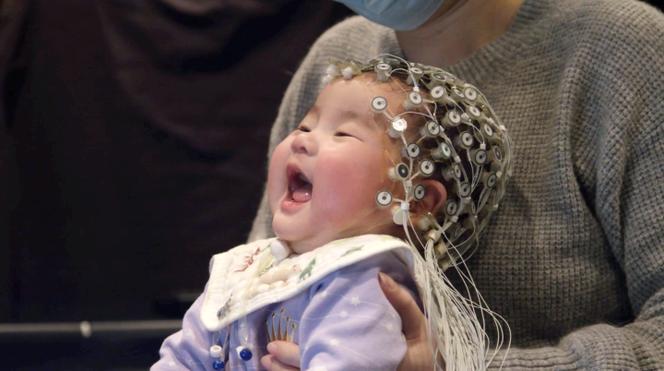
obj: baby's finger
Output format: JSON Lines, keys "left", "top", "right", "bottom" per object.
{"left": 378, "top": 272, "right": 427, "bottom": 340}
{"left": 260, "top": 354, "right": 300, "bottom": 371}
{"left": 266, "top": 340, "right": 301, "bottom": 368}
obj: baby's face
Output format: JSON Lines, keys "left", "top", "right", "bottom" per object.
{"left": 267, "top": 77, "right": 403, "bottom": 253}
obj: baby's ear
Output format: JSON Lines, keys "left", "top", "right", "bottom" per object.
{"left": 412, "top": 180, "right": 447, "bottom": 217}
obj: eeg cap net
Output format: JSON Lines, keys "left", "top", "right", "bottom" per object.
{"left": 324, "top": 54, "right": 513, "bottom": 270}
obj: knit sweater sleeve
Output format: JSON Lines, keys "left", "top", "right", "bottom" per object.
{"left": 491, "top": 3, "right": 664, "bottom": 369}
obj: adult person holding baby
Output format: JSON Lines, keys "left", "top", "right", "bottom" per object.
{"left": 252, "top": 0, "right": 664, "bottom": 369}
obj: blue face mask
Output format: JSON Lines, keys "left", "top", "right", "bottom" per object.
{"left": 335, "top": 0, "right": 445, "bottom": 31}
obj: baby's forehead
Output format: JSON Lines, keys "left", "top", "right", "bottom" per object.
{"left": 356, "top": 73, "right": 409, "bottom": 96}
{"left": 353, "top": 75, "right": 412, "bottom": 116}
{"left": 316, "top": 76, "right": 407, "bottom": 116}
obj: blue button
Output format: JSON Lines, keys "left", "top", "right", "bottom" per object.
{"left": 239, "top": 348, "right": 253, "bottom": 361}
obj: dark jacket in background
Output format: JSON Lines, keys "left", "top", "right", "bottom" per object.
{"left": 0, "top": 0, "right": 349, "bottom": 323}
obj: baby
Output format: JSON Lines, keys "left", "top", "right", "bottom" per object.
{"left": 153, "top": 55, "right": 512, "bottom": 371}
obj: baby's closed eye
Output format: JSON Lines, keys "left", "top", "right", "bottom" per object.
{"left": 334, "top": 131, "right": 355, "bottom": 137}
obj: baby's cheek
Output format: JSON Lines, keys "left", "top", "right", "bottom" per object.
{"left": 266, "top": 142, "right": 290, "bottom": 209}
{"left": 316, "top": 160, "right": 380, "bottom": 218}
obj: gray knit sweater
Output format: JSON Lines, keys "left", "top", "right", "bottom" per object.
{"left": 250, "top": 0, "right": 664, "bottom": 368}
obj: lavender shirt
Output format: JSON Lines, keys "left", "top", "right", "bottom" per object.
{"left": 153, "top": 235, "right": 417, "bottom": 371}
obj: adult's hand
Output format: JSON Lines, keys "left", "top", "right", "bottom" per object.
{"left": 262, "top": 273, "right": 435, "bottom": 371}
{"left": 378, "top": 272, "right": 435, "bottom": 371}
{"left": 261, "top": 341, "right": 301, "bottom": 371}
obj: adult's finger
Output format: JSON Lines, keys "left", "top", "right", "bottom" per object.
{"left": 379, "top": 272, "right": 435, "bottom": 371}
{"left": 265, "top": 340, "right": 301, "bottom": 368}
{"left": 260, "top": 354, "right": 300, "bottom": 371}
{"left": 378, "top": 272, "right": 427, "bottom": 340}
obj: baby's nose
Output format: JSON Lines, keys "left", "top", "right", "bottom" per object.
{"left": 291, "top": 133, "right": 316, "bottom": 155}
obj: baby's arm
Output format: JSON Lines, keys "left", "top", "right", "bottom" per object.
{"left": 298, "top": 252, "right": 413, "bottom": 371}
{"left": 152, "top": 293, "right": 213, "bottom": 370}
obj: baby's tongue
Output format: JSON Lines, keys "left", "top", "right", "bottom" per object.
{"left": 292, "top": 183, "right": 312, "bottom": 202}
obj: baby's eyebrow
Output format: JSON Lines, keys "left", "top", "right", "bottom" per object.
{"left": 311, "top": 104, "right": 359, "bottom": 120}
{"left": 311, "top": 104, "right": 374, "bottom": 128}
{"left": 333, "top": 108, "right": 374, "bottom": 129}
{"left": 337, "top": 109, "right": 361, "bottom": 121}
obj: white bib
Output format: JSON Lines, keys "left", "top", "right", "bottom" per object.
{"left": 200, "top": 234, "right": 414, "bottom": 331}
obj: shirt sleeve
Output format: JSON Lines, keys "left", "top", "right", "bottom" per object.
{"left": 152, "top": 293, "right": 213, "bottom": 371}
{"left": 298, "top": 252, "right": 411, "bottom": 371}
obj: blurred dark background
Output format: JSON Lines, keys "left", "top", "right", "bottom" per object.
{"left": 0, "top": 0, "right": 350, "bottom": 369}
{"left": 3, "top": 0, "right": 660, "bottom": 370}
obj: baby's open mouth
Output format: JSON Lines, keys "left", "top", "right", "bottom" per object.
{"left": 287, "top": 166, "right": 312, "bottom": 203}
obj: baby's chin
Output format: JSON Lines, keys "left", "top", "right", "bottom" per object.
{"left": 272, "top": 229, "right": 337, "bottom": 255}
{"left": 274, "top": 235, "right": 321, "bottom": 255}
